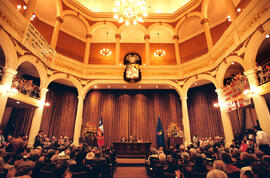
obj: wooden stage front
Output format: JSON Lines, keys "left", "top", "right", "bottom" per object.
{"left": 113, "top": 142, "right": 151, "bottom": 158}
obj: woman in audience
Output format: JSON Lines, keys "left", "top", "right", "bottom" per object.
{"left": 221, "top": 152, "right": 240, "bottom": 174}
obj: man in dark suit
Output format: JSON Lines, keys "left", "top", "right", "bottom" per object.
{"left": 33, "top": 130, "right": 44, "bottom": 148}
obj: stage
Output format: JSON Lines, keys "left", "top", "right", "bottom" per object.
{"left": 113, "top": 142, "right": 152, "bottom": 158}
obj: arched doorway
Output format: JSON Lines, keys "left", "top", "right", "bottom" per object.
{"left": 41, "top": 78, "right": 78, "bottom": 139}
{"left": 186, "top": 80, "right": 224, "bottom": 141}
{"left": 223, "top": 63, "right": 258, "bottom": 136}
{"left": 3, "top": 62, "right": 42, "bottom": 137}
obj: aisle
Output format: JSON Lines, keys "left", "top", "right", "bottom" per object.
{"left": 113, "top": 166, "right": 148, "bottom": 178}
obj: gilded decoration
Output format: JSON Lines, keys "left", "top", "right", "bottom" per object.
{"left": 0, "top": 11, "right": 24, "bottom": 38}
{"left": 54, "top": 60, "right": 82, "bottom": 74}
{"left": 238, "top": 7, "right": 269, "bottom": 39}
{"left": 213, "top": 38, "right": 235, "bottom": 61}
{"left": 182, "top": 61, "right": 210, "bottom": 75}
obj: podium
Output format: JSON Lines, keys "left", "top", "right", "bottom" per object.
{"left": 113, "top": 142, "right": 151, "bottom": 157}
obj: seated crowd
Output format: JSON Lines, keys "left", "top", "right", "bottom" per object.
{"left": 0, "top": 130, "right": 116, "bottom": 178}
{"left": 11, "top": 75, "right": 40, "bottom": 99}
{"left": 256, "top": 63, "right": 270, "bottom": 84}
{"left": 146, "top": 127, "right": 270, "bottom": 178}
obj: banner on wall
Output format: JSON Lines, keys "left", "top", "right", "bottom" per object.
{"left": 223, "top": 77, "right": 251, "bottom": 111}
{"left": 22, "top": 23, "right": 55, "bottom": 64}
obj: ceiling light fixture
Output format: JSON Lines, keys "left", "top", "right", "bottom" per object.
{"left": 154, "top": 49, "right": 166, "bottom": 57}
{"left": 113, "top": 0, "right": 148, "bottom": 25}
{"left": 266, "top": 34, "right": 270, "bottom": 39}
{"left": 100, "top": 48, "right": 112, "bottom": 56}
{"left": 154, "top": 33, "right": 166, "bottom": 57}
{"left": 100, "top": 32, "right": 112, "bottom": 56}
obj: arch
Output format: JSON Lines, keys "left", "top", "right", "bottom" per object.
{"left": 148, "top": 23, "right": 176, "bottom": 35}
{"left": 0, "top": 29, "right": 18, "bottom": 69}
{"left": 55, "top": 0, "right": 63, "bottom": 17}
{"left": 82, "top": 80, "right": 183, "bottom": 99}
{"left": 90, "top": 22, "right": 118, "bottom": 34}
{"left": 61, "top": 10, "right": 91, "bottom": 35}
{"left": 118, "top": 23, "right": 148, "bottom": 35}
{"left": 182, "top": 74, "right": 218, "bottom": 96}
{"left": 201, "top": 0, "right": 210, "bottom": 19}
{"left": 216, "top": 55, "right": 246, "bottom": 88}
{"left": 175, "top": 12, "right": 202, "bottom": 33}
{"left": 45, "top": 73, "right": 83, "bottom": 96}
{"left": 17, "top": 55, "right": 48, "bottom": 88}
{"left": 245, "top": 21, "right": 270, "bottom": 70}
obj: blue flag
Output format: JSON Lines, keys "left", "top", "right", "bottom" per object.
{"left": 156, "top": 116, "right": 165, "bottom": 148}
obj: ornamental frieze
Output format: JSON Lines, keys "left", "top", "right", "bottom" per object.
{"left": 182, "top": 61, "right": 210, "bottom": 76}
{"left": 54, "top": 60, "right": 82, "bottom": 74}
{"left": 238, "top": 7, "right": 269, "bottom": 39}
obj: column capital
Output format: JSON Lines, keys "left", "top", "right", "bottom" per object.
{"left": 40, "top": 88, "right": 49, "bottom": 95}
{"left": 244, "top": 69, "right": 257, "bottom": 77}
{"left": 173, "top": 35, "right": 179, "bottom": 41}
{"left": 86, "top": 34, "right": 92, "bottom": 39}
{"left": 77, "top": 95, "right": 85, "bottom": 100}
{"left": 115, "top": 34, "right": 121, "bottom": 39}
{"left": 215, "top": 88, "right": 223, "bottom": 94}
{"left": 201, "top": 18, "right": 209, "bottom": 25}
{"left": 144, "top": 34, "right": 150, "bottom": 40}
{"left": 181, "top": 95, "right": 188, "bottom": 100}
{"left": 4, "top": 68, "right": 17, "bottom": 76}
{"left": 56, "top": 16, "right": 64, "bottom": 24}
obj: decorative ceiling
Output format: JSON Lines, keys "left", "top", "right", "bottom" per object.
{"left": 77, "top": 0, "right": 191, "bottom": 14}
{"left": 34, "top": 0, "right": 241, "bottom": 43}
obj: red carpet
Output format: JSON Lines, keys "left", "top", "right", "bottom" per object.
{"left": 114, "top": 167, "right": 148, "bottom": 178}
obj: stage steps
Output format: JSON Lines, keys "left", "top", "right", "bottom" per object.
{"left": 117, "top": 157, "right": 147, "bottom": 167}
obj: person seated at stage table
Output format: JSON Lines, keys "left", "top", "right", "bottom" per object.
{"left": 137, "top": 136, "right": 143, "bottom": 143}
{"left": 128, "top": 135, "right": 134, "bottom": 142}
{"left": 120, "top": 136, "right": 127, "bottom": 142}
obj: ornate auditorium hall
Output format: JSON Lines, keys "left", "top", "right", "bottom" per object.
{"left": 0, "top": 0, "right": 270, "bottom": 177}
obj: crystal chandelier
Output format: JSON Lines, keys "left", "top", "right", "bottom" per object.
{"left": 100, "top": 48, "right": 112, "bottom": 56}
{"left": 154, "top": 49, "right": 166, "bottom": 57}
{"left": 113, "top": 0, "right": 148, "bottom": 25}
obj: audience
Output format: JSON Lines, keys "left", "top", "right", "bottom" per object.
{"left": 146, "top": 127, "right": 270, "bottom": 178}
{"left": 0, "top": 126, "right": 269, "bottom": 178}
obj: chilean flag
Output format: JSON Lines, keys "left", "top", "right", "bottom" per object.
{"left": 97, "top": 117, "right": 104, "bottom": 147}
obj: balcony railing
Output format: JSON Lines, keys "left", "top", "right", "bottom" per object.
{"left": 0, "top": 66, "right": 3, "bottom": 82}
{"left": 257, "top": 62, "right": 270, "bottom": 85}
{"left": 11, "top": 75, "right": 41, "bottom": 99}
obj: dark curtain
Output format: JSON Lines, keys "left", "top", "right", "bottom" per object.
{"left": 187, "top": 84, "right": 225, "bottom": 138}
{"left": 228, "top": 104, "right": 258, "bottom": 135}
{"left": 40, "top": 82, "right": 78, "bottom": 138}
{"left": 5, "top": 108, "right": 35, "bottom": 137}
{"left": 82, "top": 89, "right": 182, "bottom": 147}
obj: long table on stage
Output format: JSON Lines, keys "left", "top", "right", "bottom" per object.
{"left": 113, "top": 142, "right": 152, "bottom": 157}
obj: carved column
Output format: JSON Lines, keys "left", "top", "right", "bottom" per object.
{"left": 24, "top": 0, "right": 37, "bottom": 21}
{"left": 181, "top": 95, "right": 191, "bottom": 145}
{"left": 115, "top": 34, "right": 121, "bottom": 65}
{"left": 0, "top": 68, "right": 17, "bottom": 124}
{"left": 28, "top": 88, "right": 49, "bottom": 147}
{"left": 144, "top": 34, "right": 150, "bottom": 65}
{"left": 215, "top": 89, "right": 234, "bottom": 146}
{"left": 51, "top": 16, "right": 64, "bottom": 49}
{"left": 84, "top": 34, "right": 92, "bottom": 64}
{"left": 173, "top": 35, "right": 181, "bottom": 65}
{"left": 73, "top": 95, "right": 85, "bottom": 146}
{"left": 201, "top": 18, "right": 213, "bottom": 50}
{"left": 225, "top": 0, "right": 237, "bottom": 21}
{"left": 244, "top": 69, "right": 270, "bottom": 135}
